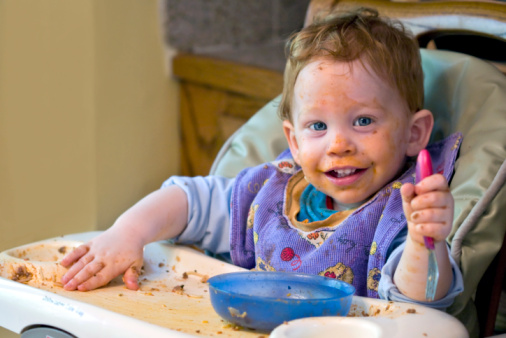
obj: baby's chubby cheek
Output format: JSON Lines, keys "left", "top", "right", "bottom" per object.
{"left": 366, "top": 128, "right": 404, "bottom": 163}
{"left": 297, "top": 148, "right": 319, "bottom": 169}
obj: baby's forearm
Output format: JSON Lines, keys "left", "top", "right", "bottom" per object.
{"left": 110, "top": 185, "right": 189, "bottom": 246}
{"left": 393, "top": 236, "right": 453, "bottom": 302}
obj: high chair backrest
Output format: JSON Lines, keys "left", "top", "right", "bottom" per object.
{"left": 210, "top": 2, "right": 506, "bottom": 337}
{"left": 305, "top": 0, "right": 506, "bottom": 75}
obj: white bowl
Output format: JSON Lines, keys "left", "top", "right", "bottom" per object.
{"left": 270, "top": 316, "right": 385, "bottom": 338}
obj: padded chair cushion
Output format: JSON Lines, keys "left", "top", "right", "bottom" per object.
{"left": 210, "top": 95, "right": 286, "bottom": 178}
{"left": 211, "top": 49, "right": 506, "bottom": 336}
{"left": 420, "top": 49, "right": 506, "bottom": 336}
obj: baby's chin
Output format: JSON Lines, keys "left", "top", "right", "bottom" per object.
{"left": 329, "top": 196, "right": 368, "bottom": 211}
{"left": 311, "top": 183, "right": 370, "bottom": 208}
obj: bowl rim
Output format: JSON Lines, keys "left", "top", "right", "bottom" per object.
{"left": 208, "top": 271, "right": 355, "bottom": 303}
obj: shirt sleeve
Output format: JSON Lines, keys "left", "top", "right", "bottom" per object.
{"left": 378, "top": 237, "right": 464, "bottom": 310}
{"left": 161, "top": 175, "right": 235, "bottom": 254}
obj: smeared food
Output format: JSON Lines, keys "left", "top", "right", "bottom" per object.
{"left": 11, "top": 265, "right": 33, "bottom": 283}
{"left": 228, "top": 307, "right": 247, "bottom": 318}
{"left": 182, "top": 270, "right": 209, "bottom": 283}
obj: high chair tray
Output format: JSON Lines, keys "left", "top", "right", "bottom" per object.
{"left": 0, "top": 232, "right": 468, "bottom": 337}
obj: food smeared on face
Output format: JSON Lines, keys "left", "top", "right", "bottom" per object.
{"left": 285, "top": 58, "right": 412, "bottom": 206}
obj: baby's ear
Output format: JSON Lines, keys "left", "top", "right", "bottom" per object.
{"left": 406, "top": 109, "right": 434, "bottom": 157}
{"left": 282, "top": 120, "right": 301, "bottom": 164}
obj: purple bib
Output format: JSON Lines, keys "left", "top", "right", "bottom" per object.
{"left": 230, "top": 133, "right": 462, "bottom": 298}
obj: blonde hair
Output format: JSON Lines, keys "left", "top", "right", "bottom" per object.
{"left": 278, "top": 7, "right": 424, "bottom": 121}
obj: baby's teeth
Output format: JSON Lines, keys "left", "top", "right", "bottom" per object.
{"left": 334, "top": 169, "right": 356, "bottom": 178}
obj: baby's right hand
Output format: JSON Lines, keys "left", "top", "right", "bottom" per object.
{"left": 61, "top": 230, "right": 144, "bottom": 291}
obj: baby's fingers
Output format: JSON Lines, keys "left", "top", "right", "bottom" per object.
{"left": 76, "top": 264, "right": 113, "bottom": 291}
{"left": 61, "top": 252, "right": 94, "bottom": 289}
{"left": 411, "top": 190, "right": 453, "bottom": 211}
{"left": 400, "top": 183, "right": 415, "bottom": 221}
{"left": 411, "top": 208, "right": 451, "bottom": 241}
{"left": 63, "top": 258, "right": 105, "bottom": 291}
{"left": 411, "top": 207, "right": 450, "bottom": 227}
{"left": 412, "top": 221, "right": 450, "bottom": 242}
{"left": 415, "top": 174, "right": 449, "bottom": 195}
{"left": 60, "top": 244, "right": 89, "bottom": 267}
{"left": 123, "top": 265, "right": 141, "bottom": 291}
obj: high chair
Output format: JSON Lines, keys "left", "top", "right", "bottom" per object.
{"left": 210, "top": 1, "right": 506, "bottom": 337}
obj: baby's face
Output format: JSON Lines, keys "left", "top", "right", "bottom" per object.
{"left": 284, "top": 58, "right": 413, "bottom": 206}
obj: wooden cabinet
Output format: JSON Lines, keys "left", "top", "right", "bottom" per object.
{"left": 172, "top": 53, "right": 283, "bottom": 176}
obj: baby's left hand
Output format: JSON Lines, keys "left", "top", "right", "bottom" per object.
{"left": 401, "top": 174, "right": 454, "bottom": 244}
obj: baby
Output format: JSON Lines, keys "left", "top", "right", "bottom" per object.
{"left": 61, "top": 8, "right": 462, "bottom": 307}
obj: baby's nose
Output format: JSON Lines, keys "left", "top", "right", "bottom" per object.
{"left": 326, "top": 134, "right": 356, "bottom": 156}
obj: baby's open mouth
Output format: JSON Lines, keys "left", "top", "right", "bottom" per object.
{"left": 326, "top": 168, "right": 364, "bottom": 178}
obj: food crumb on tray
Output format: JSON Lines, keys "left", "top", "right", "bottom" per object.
{"left": 222, "top": 323, "right": 243, "bottom": 331}
{"left": 182, "top": 270, "right": 209, "bottom": 283}
{"left": 10, "top": 265, "right": 33, "bottom": 283}
{"left": 172, "top": 284, "right": 185, "bottom": 295}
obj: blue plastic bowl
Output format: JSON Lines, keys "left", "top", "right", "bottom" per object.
{"left": 208, "top": 271, "right": 355, "bottom": 332}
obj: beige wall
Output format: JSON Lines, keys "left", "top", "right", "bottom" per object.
{"left": 0, "top": 1, "right": 178, "bottom": 333}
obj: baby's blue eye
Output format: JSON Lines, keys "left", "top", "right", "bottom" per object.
{"left": 310, "top": 122, "right": 327, "bottom": 131}
{"left": 354, "top": 117, "right": 373, "bottom": 127}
